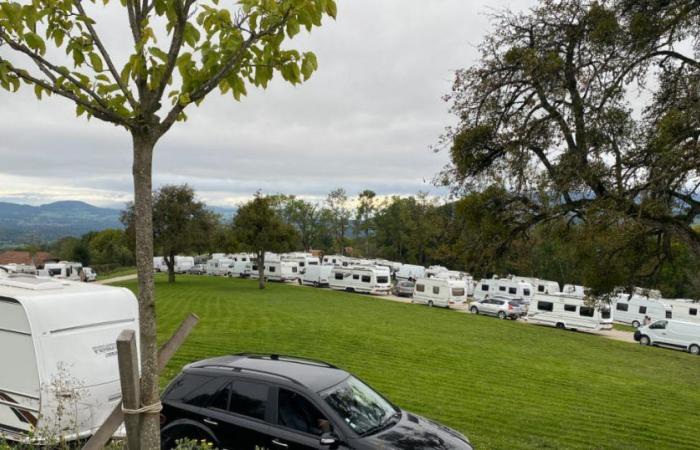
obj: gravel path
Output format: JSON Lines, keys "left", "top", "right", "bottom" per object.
{"left": 96, "top": 274, "right": 138, "bottom": 285}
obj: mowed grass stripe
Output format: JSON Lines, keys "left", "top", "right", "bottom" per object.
{"left": 116, "top": 275, "right": 700, "bottom": 450}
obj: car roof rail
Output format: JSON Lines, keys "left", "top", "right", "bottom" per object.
{"left": 192, "top": 363, "right": 305, "bottom": 387}
{"left": 236, "top": 353, "right": 338, "bottom": 369}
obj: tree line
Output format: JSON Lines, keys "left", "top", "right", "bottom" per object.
{"left": 43, "top": 182, "right": 698, "bottom": 299}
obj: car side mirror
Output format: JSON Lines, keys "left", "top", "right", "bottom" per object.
{"left": 320, "top": 432, "right": 340, "bottom": 448}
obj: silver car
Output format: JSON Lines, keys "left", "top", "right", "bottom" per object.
{"left": 393, "top": 280, "right": 415, "bottom": 297}
{"left": 469, "top": 296, "right": 527, "bottom": 319}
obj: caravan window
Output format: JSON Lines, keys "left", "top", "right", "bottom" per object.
{"left": 334, "top": 272, "right": 344, "bottom": 280}
{"left": 601, "top": 306, "right": 611, "bottom": 319}
{"left": 579, "top": 306, "right": 594, "bottom": 317}
{"left": 361, "top": 275, "right": 371, "bottom": 283}
{"left": 353, "top": 274, "right": 359, "bottom": 280}
{"left": 523, "top": 289, "right": 531, "bottom": 296}
{"left": 299, "top": 262, "right": 305, "bottom": 267}
{"left": 616, "top": 303, "right": 628, "bottom": 312}
{"left": 666, "top": 310, "right": 672, "bottom": 319}
{"left": 309, "top": 261, "right": 318, "bottom": 265}
{"left": 499, "top": 286, "right": 506, "bottom": 292}
{"left": 292, "top": 267, "right": 298, "bottom": 273}
{"left": 377, "top": 276, "right": 389, "bottom": 284}
{"left": 269, "top": 266, "right": 276, "bottom": 273}
{"left": 481, "top": 284, "right": 489, "bottom": 291}
{"left": 564, "top": 304, "right": 576, "bottom": 312}
{"left": 433, "top": 286, "right": 440, "bottom": 295}
{"left": 452, "top": 288, "right": 465, "bottom": 296}
{"left": 49, "top": 268, "right": 62, "bottom": 276}
{"left": 639, "top": 306, "right": 647, "bottom": 314}
{"left": 538, "top": 285, "right": 545, "bottom": 293}
{"left": 537, "top": 301, "right": 554, "bottom": 312}
{"left": 508, "top": 287, "right": 517, "bottom": 295}
{"left": 416, "top": 284, "right": 425, "bottom": 292}
{"left": 252, "top": 265, "right": 258, "bottom": 271}
{"left": 690, "top": 308, "right": 698, "bottom": 316}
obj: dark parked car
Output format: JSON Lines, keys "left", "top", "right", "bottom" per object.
{"left": 187, "top": 264, "right": 207, "bottom": 275}
{"left": 393, "top": 281, "right": 415, "bottom": 297}
{"left": 160, "top": 354, "right": 473, "bottom": 450}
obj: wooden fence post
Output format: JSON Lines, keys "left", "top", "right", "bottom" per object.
{"left": 82, "top": 313, "right": 200, "bottom": 450}
{"left": 116, "top": 330, "right": 140, "bottom": 450}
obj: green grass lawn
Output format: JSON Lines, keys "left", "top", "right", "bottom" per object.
{"left": 117, "top": 275, "right": 700, "bottom": 450}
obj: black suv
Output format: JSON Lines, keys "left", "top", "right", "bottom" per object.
{"left": 160, "top": 354, "right": 473, "bottom": 450}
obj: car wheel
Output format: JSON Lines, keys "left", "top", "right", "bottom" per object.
{"left": 688, "top": 344, "right": 700, "bottom": 355}
{"left": 470, "top": 306, "right": 478, "bottom": 314}
{"left": 428, "top": 300, "right": 434, "bottom": 307}
{"left": 313, "top": 281, "right": 319, "bottom": 288}
{"left": 632, "top": 320, "right": 641, "bottom": 328}
{"left": 639, "top": 335, "right": 651, "bottom": 346}
{"left": 498, "top": 311, "right": 507, "bottom": 320}
{"left": 556, "top": 322, "right": 565, "bottom": 329}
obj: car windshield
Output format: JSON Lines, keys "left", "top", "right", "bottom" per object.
{"left": 320, "top": 376, "right": 397, "bottom": 436}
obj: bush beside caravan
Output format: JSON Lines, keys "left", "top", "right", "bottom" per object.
{"left": 0, "top": 274, "right": 139, "bottom": 443}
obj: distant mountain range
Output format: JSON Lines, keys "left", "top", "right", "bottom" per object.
{"left": 0, "top": 201, "right": 237, "bottom": 247}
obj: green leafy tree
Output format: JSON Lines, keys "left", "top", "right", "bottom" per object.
{"left": 122, "top": 184, "right": 218, "bottom": 283}
{"left": 88, "top": 228, "right": 135, "bottom": 267}
{"left": 439, "top": 0, "right": 700, "bottom": 294}
{"left": 325, "top": 187, "right": 350, "bottom": 254}
{"left": 281, "top": 196, "right": 322, "bottom": 251}
{"left": 233, "top": 192, "right": 297, "bottom": 288}
{"left": 355, "top": 189, "right": 376, "bottom": 256}
{"left": 0, "top": 0, "right": 335, "bottom": 442}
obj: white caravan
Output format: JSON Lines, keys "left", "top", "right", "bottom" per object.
{"left": 322, "top": 254, "right": 346, "bottom": 265}
{"left": 259, "top": 260, "right": 300, "bottom": 282}
{"left": 527, "top": 292, "right": 613, "bottom": 331}
{"left": 562, "top": 284, "right": 586, "bottom": 297}
{"left": 612, "top": 294, "right": 671, "bottom": 328}
{"left": 302, "top": 265, "right": 334, "bottom": 287}
{"left": 0, "top": 273, "right": 139, "bottom": 443}
{"left": 473, "top": 277, "right": 534, "bottom": 303}
{"left": 425, "top": 266, "right": 449, "bottom": 278}
{"left": 329, "top": 265, "right": 392, "bottom": 295}
{"left": 39, "top": 261, "right": 81, "bottom": 281}
{"left": 515, "top": 276, "right": 560, "bottom": 295}
{"left": 412, "top": 278, "right": 467, "bottom": 308}
{"left": 395, "top": 264, "right": 426, "bottom": 281}
{"left": 282, "top": 253, "right": 320, "bottom": 273}
{"left": 0, "top": 264, "right": 37, "bottom": 275}
{"left": 153, "top": 256, "right": 166, "bottom": 272}
{"left": 636, "top": 320, "right": 700, "bottom": 355}
{"left": 173, "top": 256, "right": 195, "bottom": 273}
{"left": 207, "top": 257, "right": 234, "bottom": 276}
{"left": 662, "top": 298, "right": 700, "bottom": 324}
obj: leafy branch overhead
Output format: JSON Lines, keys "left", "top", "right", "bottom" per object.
{"left": 0, "top": 0, "right": 335, "bottom": 133}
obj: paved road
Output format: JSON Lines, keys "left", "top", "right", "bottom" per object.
{"left": 97, "top": 274, "right": 138, "bottom": 285}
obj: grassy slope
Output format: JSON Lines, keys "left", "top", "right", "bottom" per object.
{"left": 117, "top": 275, "right": 700, "bottom": 450}
{"left": 96, "top": 266, "right": 137, "bottom": 280}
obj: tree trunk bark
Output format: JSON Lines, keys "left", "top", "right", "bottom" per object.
{"left": 167, "top": 252, "right": 176, "bottom": 283}
{"left": 131, "top": 131, "right": 160, "bottom": 450}
{"left": 258, "top": 252, "right": 266, "bottom": 289}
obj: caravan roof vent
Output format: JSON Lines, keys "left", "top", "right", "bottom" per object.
{"left": 0, "top": 274, "right": 64, "bottom": 290}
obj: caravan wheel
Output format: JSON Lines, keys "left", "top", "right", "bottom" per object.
{"left": 688, "top": 344, "right": 699, "bottom": 355}
{"left": 428, "top": 300, "right": 434, "bottom": 307}
{"left": 555, "top": 322, "right": 566, "bottom": 330}
{"left": 632, "top": 320, "right": 641, "bottom": 328}
{"left": 313, "top": 281, "right": 319, "bottom": 288}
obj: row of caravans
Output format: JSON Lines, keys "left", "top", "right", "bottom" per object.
{"left": 2, "top": 261, "right": 98, "bottom": 282}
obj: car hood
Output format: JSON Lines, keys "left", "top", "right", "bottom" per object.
{"left": 361, "top": 411, "right": 472, "bottom": 450}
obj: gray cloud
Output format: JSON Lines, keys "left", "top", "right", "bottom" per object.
{"left": 0, "top": 0, "right": 537, "bottom": 207}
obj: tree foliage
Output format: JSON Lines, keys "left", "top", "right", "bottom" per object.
{"left": 438, "top": 0, "right": 700, "bottom": 293}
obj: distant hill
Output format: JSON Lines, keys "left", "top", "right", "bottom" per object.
{"left": 0, "top": 201, "right": 122, "bottom": 247}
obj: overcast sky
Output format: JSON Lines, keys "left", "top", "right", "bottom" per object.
{"left": 0, "top": 0, "right": 537, "bottom": 208}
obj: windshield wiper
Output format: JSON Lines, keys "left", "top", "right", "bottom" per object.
{"left": 360, "top": 410, "right": 402, "bottom": 437}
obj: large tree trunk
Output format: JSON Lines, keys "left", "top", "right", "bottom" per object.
{"left": 258, "top": 252, "right": 266, "bottom": 289}
{"left": 167, "top": 252, "right": 176, "bottom": 284}
{"left": 131, "top": 131, "right": 160, "bottom": 449}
